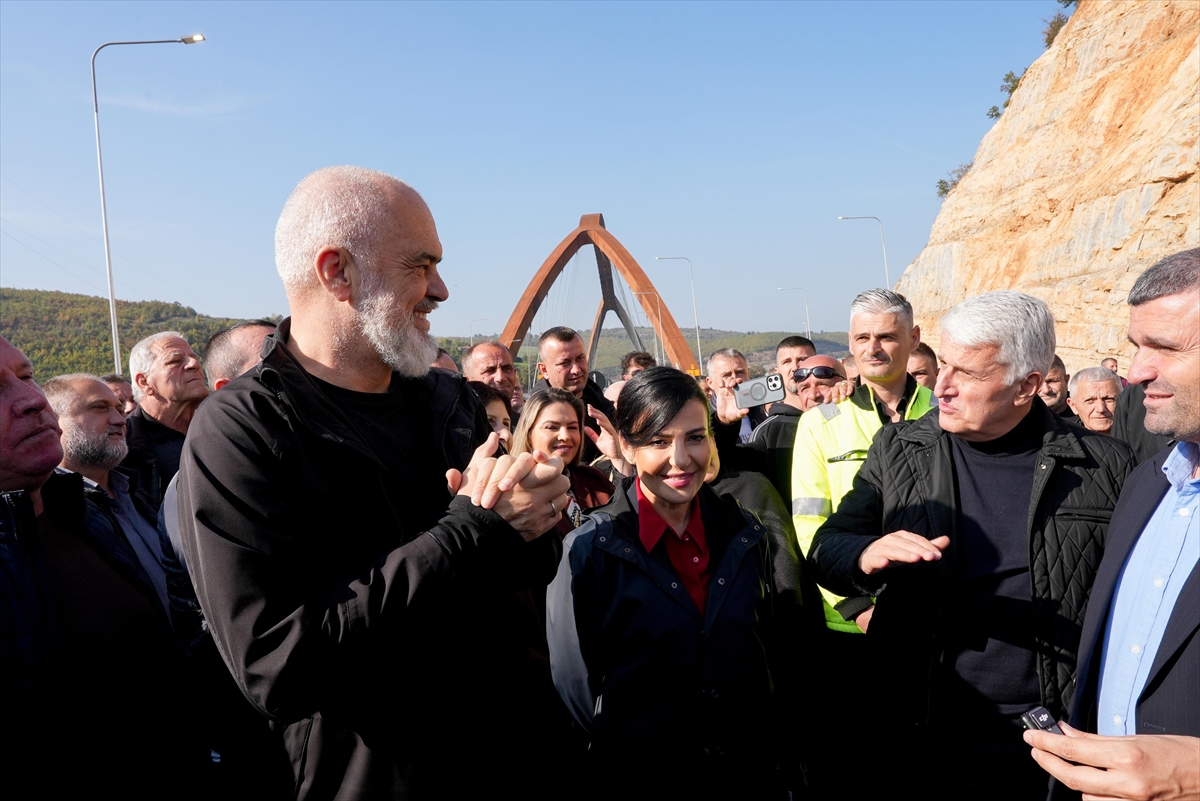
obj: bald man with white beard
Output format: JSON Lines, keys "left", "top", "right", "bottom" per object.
{"left": 177, "top": 166, "right": 570, "bottom": 800}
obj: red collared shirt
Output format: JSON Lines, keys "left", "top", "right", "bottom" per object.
{"left": 636, "top": 479, "right": 710, "bottom": 615}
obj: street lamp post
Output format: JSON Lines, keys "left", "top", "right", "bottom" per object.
{"left": 92, "top": 34, "right": 205, "bottom": 375}
{"left": 469, "top": 317, "right": 492, "bottom": 346}
{"left": 837, "top": 215, "right": 890, "bottom": 287}
{"left": 632, "top": 291, "right": 663, "bottom": 363}
{"left": 654, "top": 256, "right": 703, "bottom": 367}
{"left": 776, "top": 287, "right": 811, "bottom": 341}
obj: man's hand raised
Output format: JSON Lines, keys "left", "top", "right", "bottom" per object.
{"left": 448, "top": 434, "right": 570, "bottom": 542}
{"left": 858, "top": 530, "right": 950, "bottom": 575}
{"left": 712, "top": 377, "right": 748, "bottom": 425}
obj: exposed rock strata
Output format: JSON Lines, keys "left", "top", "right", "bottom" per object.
{"left": 898, "top": 0, "right": 1199, "bottom": 375}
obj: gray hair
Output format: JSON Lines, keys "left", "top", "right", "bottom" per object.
{"left": 938, "top": 291, "right": 1056, "bottom": 385}
{"left": 42, "top": 373, "right": 102, "bottom": 415}
{"left": 1069, "top": 367, "right": 1120, "bottom": 398}
{"left": 1128, "top": 247, "right": 1200, "bottom": 306}
{"left": 274, "top": 166, "right": 415, "bottom": 292}
{"left": 706, "top": 347, "right": 746, "bottom": 378}
{"left": 128, "top": 331, "right": 186, "bottom": 402}
{"left": 462, "top": 341, "right": 511, "bottom": 376}
{"left": 849, "top": 288, "right": 914, "bottom": 331}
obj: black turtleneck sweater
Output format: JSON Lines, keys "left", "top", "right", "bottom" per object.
{"left": 945, "top": 406, "right": 1044, "bottom": 719}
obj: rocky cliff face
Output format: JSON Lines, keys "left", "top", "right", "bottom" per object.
{"left": 897, "top": 0, "right": 1199, "bottom": 376}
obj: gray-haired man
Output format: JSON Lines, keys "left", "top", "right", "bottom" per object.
{"left": 123, "top": 331, "right": 208, "bottom": 503}
{"left": 1066, "top": 366, "right": 1122, "bottom": 435}
{"left": 177, "top": 166, "right": 569, "bottom": 800}
{"left": 810, "top": 290, "right": 1136, "bottom": 799}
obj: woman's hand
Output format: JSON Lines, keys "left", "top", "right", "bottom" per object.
{"left": 585, "top": 404, "right": 636, "bottom": 477}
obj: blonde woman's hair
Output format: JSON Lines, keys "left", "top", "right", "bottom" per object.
{"left": 510, "top": 387, "right": 585, "bottom": 467}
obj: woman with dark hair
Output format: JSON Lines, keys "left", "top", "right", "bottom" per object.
{"left": 546, "top": 366, "right": 806, "bottom": 800}
{"left": 510, "top": 387, "right": 615, "bottom": 538}
{"left": 466, "top": 380, "right": 513, "bottom": 449}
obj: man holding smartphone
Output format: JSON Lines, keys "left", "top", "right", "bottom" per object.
{"left": 1027, "top": 249, "right": 1199, "bottom": 801}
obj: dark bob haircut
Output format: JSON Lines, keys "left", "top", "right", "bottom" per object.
{"left": 614, "top": 366, "right": 710, "bottom": 448}
{"left": 467, "top": 380, "right": 512, "bottom": 419}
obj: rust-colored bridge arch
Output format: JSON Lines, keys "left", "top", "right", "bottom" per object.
{"left": 501, "top": 214, "right": 700, "bottom": 375}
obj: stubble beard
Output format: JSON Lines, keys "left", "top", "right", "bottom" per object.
{"left": 1144, "top": 379, "right": 1200, "bottom": 443}
{"left": 356, "top": 268, "right": 439, "bottom": 379}
{"left": 63, "top": 424, "right": 128, "bottom": 471}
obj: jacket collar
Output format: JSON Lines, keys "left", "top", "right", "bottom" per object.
{"left": 257, "top": 317, "right": 468, "bottom": 467}
{"left": 850, "top": 374, "right": 920, "bottom": 416}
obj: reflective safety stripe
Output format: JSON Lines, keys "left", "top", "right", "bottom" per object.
{"left": 818, "top": 403, "right": 841, "bottom": 421}
{"left": 792, "top": 496, "right": 832, "bottom": 517}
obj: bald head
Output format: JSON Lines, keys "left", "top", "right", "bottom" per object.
{"left": 273, "top": 166, "right": 447, "bottom": 390}
{"left": 795, "top": 355, "right": 845, "bottom": 411}
{"left": 274, "top": 166, "right": 434, "bottom": 297}
{"left": 205, "top": 322, "right": 276, "bottom": 390}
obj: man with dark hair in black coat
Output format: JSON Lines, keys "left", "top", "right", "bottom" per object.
{"left": 1028, "top": 247, "right": 1199, "bottom": 801}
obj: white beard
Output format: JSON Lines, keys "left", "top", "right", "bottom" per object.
{"left": 63, "top": 424, "right": 128, "bottom": 471}
{"left": 356, "top": 268, "right": 438, "bottom": 378}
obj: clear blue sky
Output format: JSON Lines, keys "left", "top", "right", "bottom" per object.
{"left": 0, "top": 0, "right": 1062, "bottom": 341}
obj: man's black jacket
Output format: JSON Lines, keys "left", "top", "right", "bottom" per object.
{"left": 178, "top": 322, "right": 561, "bottom": 800}
{"left": 809, "top": 399, "right": 1136, "bottom": 725}
{"left": 745, "top": 402, "right": 803, "bottom": 504}
{"left": 123, "top": 405, "right": 185, "bottom": 506}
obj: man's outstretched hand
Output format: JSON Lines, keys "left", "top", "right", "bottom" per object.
{"left": 857, "top": 531, "right": 950, "bottom": 575}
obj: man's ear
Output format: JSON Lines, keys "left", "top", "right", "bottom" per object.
{"left": 1066, "top": 397, "right": 1079, "bottom": 416}
{"left": 911, "top": 324, "right": 922, "bottom": 350}
{"left": 315, "top": 247, "right": 354, "bottom": 303}
{"left": 134, "top": 371, "right": 153, "bottom": 399}
{"left": 536, "top": 362, "right": 547, "bottom": 380}
{"left": 1015, "top": 371, "right": 1043, "bottom": 406}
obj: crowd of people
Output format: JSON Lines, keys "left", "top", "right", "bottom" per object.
{"left": 1, "top": 164, "right": 1196, "bottom": 801}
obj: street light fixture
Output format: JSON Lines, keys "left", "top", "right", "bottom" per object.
{"left": 837, "top": 215, "right": 890, "bottom": 288}
{"left": 776, "top": 287, "right": 811, "bottom": 341}
{"left": 469, "top": 317, "right": 492, "bottom": 346}
{"left": 654, "top": 256, "right": 703, "bottom": 368}
{"left": 92, "top": 34, "right": 206, "bottom": 374}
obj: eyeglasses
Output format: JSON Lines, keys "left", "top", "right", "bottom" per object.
{"left": 792, "top": 365, "right": 844, "bottom": 382}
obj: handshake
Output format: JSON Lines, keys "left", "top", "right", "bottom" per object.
{"left": 447, "top": 432, "right": 572, "bottom": 542}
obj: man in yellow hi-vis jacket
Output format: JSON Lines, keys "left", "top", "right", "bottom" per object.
{"left": 791, "top": 288, "right": 936, "bottom": 633}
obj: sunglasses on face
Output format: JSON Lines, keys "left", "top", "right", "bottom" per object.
{"left": 792, "top": 365, "right": 844, "bottom": 382}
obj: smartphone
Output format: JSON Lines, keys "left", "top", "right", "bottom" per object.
{"left": 733, "top": 373, "right": 786, "bottom": 410}
{"left": 1020, "top": 706, "right": 1064, "bottom": 735}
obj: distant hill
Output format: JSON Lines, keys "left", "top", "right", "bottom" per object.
{"left": 0, "top": 288, "right": 261, "bottom": 380}
{"left": 1, "top": 287, "right": 846, "bottom": 384}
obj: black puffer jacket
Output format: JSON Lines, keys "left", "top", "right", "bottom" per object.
{"left": 809, "top": 399, "right": 1136, "bottom": 723}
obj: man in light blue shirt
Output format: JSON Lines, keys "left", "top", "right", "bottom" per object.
{"left": 1028, "top": 247, "right": 1200, "bottom": 800}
